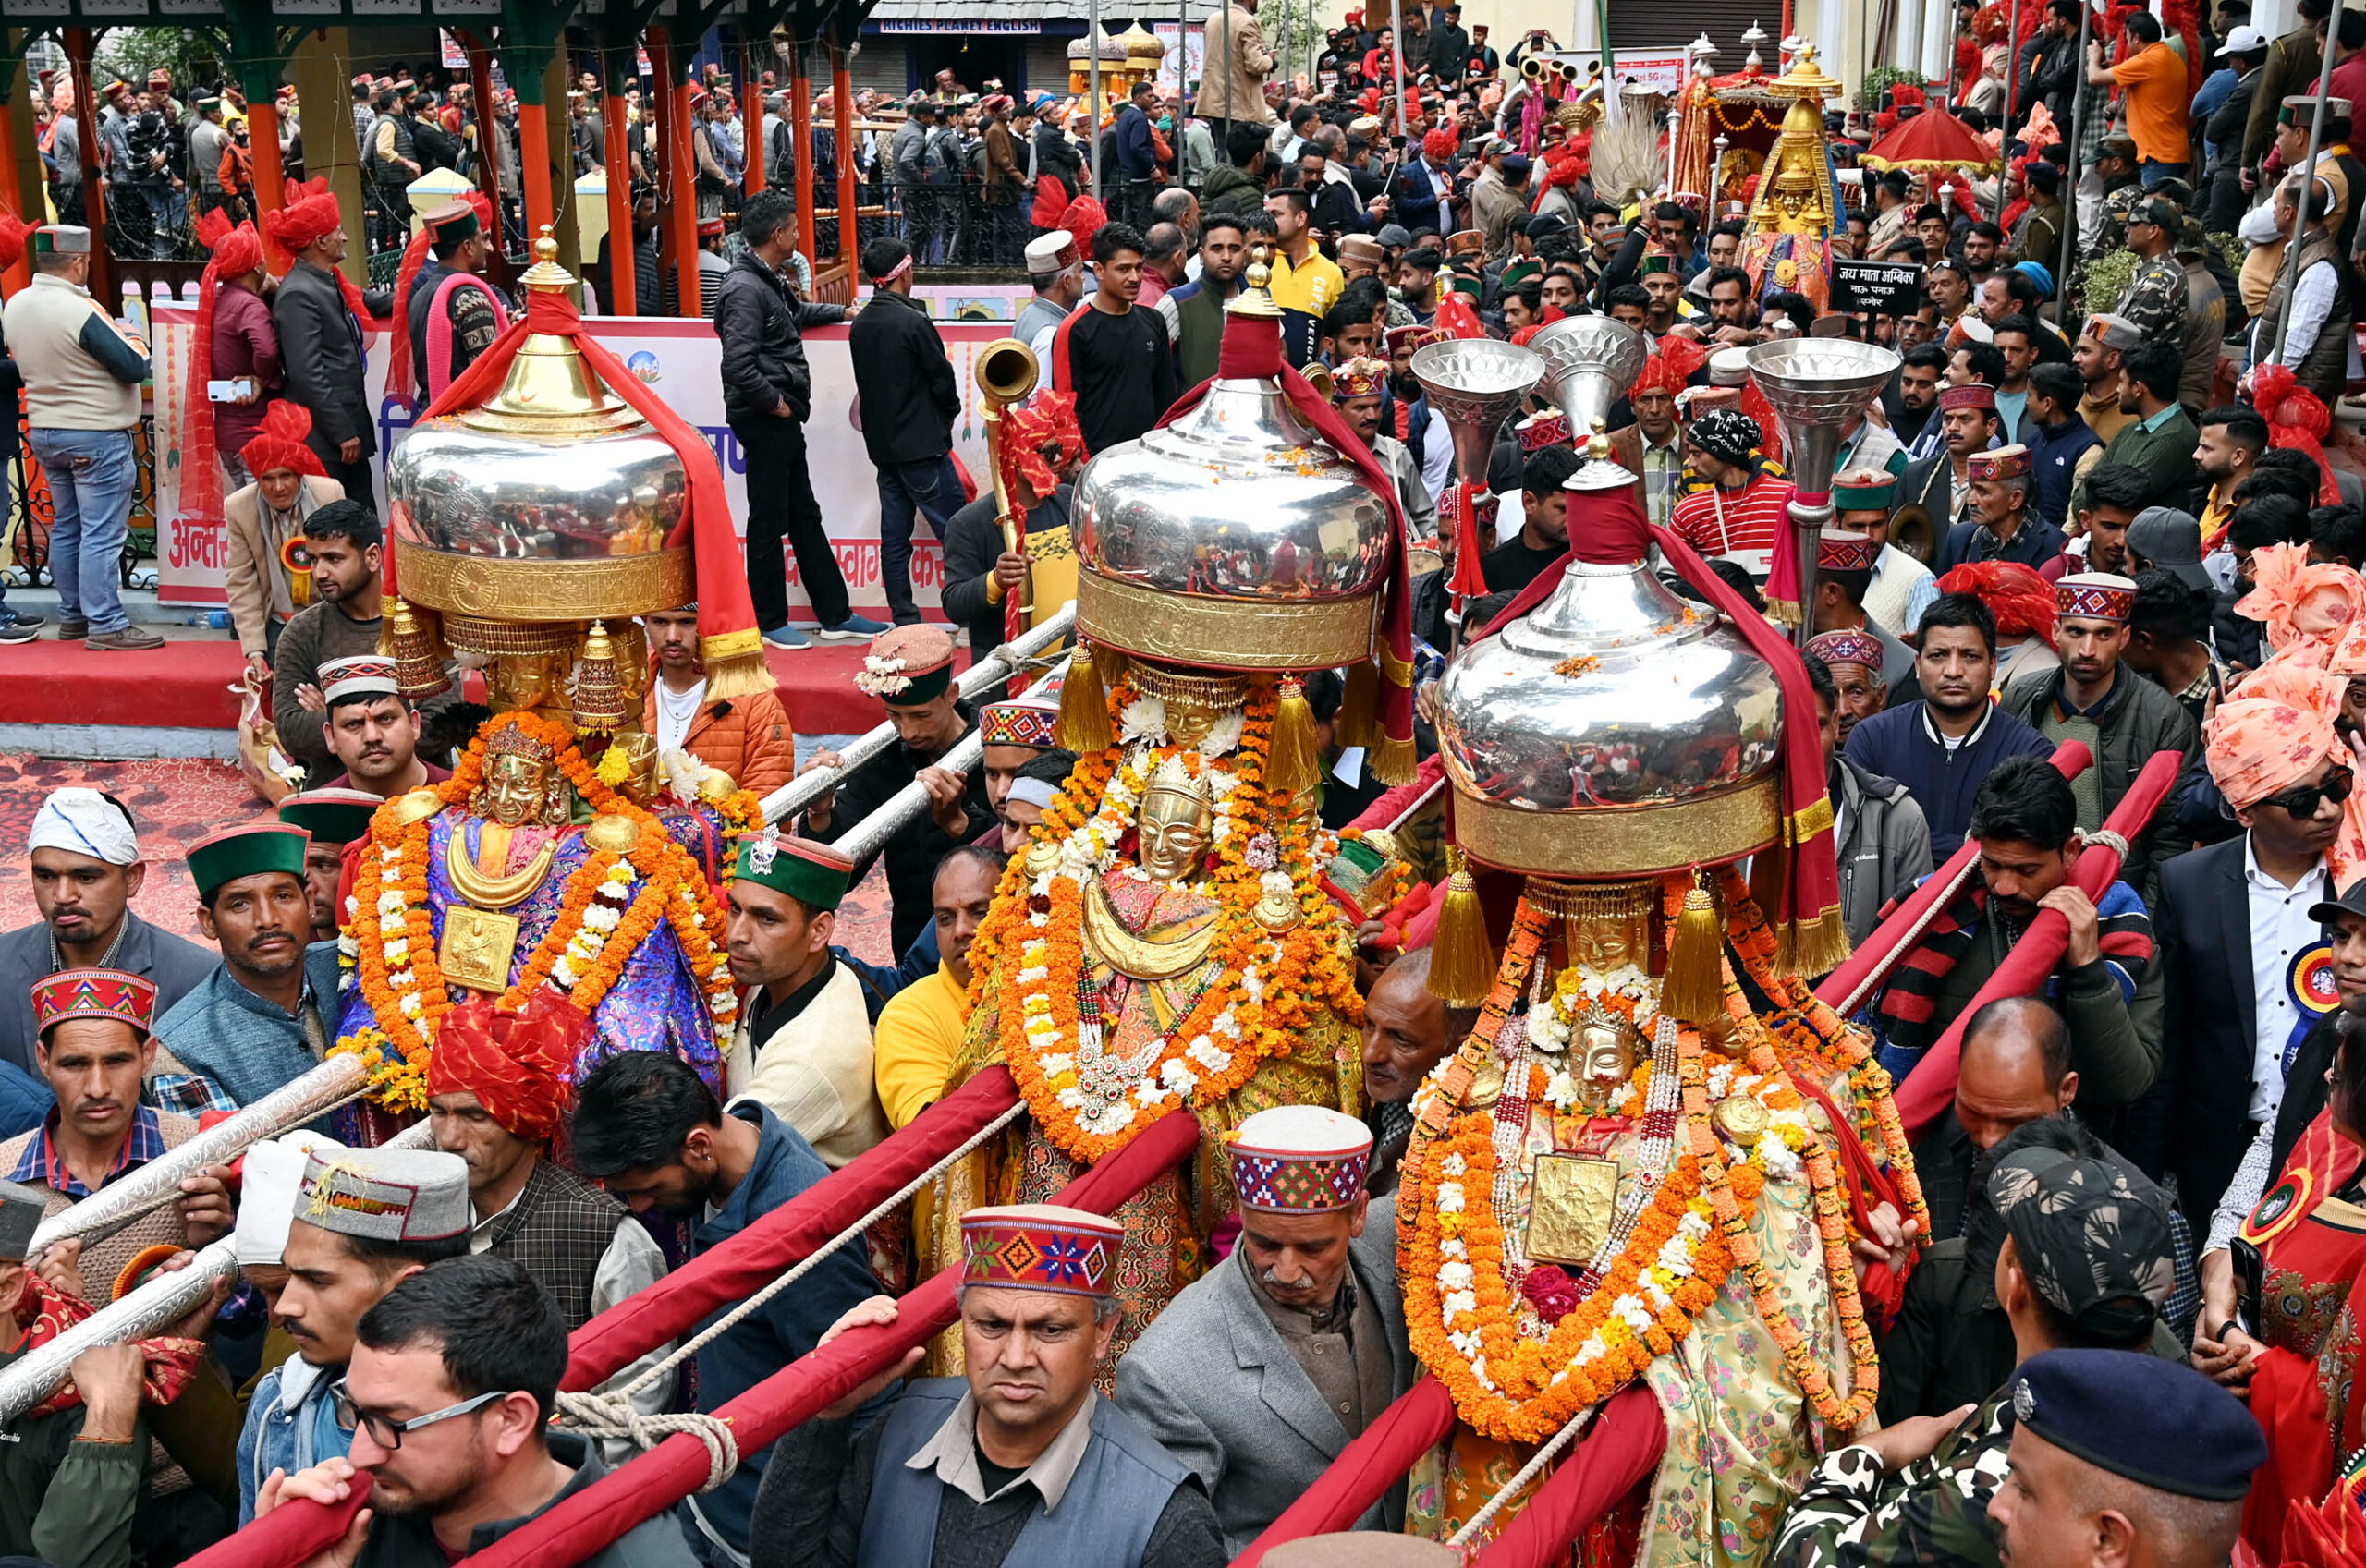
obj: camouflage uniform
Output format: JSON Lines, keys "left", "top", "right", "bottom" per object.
{"left": 1768, "top": 1392, "right": 2011, "bottom": 1568}
{"left": 2114, "top": 251, "right": 2192, "bottom": 343}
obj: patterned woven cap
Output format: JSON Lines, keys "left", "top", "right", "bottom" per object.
{"left": 1817, "top": 529, "right": 1879, "bottom": 573}
{"left": 30, "top": 968, "right": 155, "bottom": 1039}
{"left": 1807, "top": 628, "right": 1884, "bottom": 671}
{"left": 319, "top": 654, "right": 400, "bottom": 706}
{"left": 981, "top": 689, "right": 1064, "bottom": 749}
{"left": 1966, "top": 443, "right": 2031, "bottom": 482}
{"left": 1515, "top": 411, "right": 1571, "bottom": 453}
{"left": 960, "top": 1204, "right": 1124, "bottom": 1296}
{"left": 298, "top": 1148, "right": 471, "bottom": 1244}
{"left": 1937, "top": 382, "right": 1997, "bottom": 413}
{"left": 2056, "top": 571, "right": 2138, "bottom": 623}
{"left": 1228, "top": 1105, "right": 1373, "bottom": 1212}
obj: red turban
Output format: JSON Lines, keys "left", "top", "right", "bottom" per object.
{"left": 1423, "top": 126, "right": 1460, "bottom": 163}
{"left": 0, "top": 212, "right": 30, "bottom": 275}
{"left": 1060, "top": 195, "right": 1108, "bottom": 252}
{"left": 424, "top": 991, "right": 592, "bottom": 1142}
{"left": 183, "top": 207, "right": 269, "bottom": 528}
{"left": 264, "top": 176, "right": 343, "bottom": 254}
{"left": 238, "top": 401, "right": 326, "bottom": 484}
{"left": 1937, "top": 560, "right": 2058, "bottom": 645}
{"left": 1001, "top": 389, "right": 1085, "bottom": 500}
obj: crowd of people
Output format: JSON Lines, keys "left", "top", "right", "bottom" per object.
{"left": 15, "top": 1, "right": 2366, "bottom": 1565}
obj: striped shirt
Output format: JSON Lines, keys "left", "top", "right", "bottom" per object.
{"left": 1670, "top": 472, "right": 1796, "bottom": 577}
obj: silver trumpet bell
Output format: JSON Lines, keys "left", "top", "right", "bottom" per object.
{"left": 1525, "top": 316, "right": 1649, "bottom": 435}
{"left": 1743, "top": 338, "right": 1902, "bottom": 648}
{"left": 1410, "top": 337, "right": 1544, "bottom": 501}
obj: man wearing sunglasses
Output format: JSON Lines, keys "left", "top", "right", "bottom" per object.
{"left": 254, "top": 1254, "right": 696, "bottom": 1565}
{"left": 1872, "top": 756, "right": 2164, "bottom": 1113}
{"left": 235, "top": 1146, "right": 470, "bottom": 1525}
{"left": 2145, "top": 676, "right": 2353, "bottom": 1247}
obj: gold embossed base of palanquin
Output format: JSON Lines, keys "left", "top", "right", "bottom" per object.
{"left": 1078, "top": 572, "right": 1380, "bottom": 671}
{"left": 1453, "top": 777, "right": 1782, "bottom": 879}
{"left": 393, "top": 538, "right": 694, "bottom": 622}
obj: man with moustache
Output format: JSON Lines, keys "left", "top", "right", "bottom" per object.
{"left": 873, "top": 845, "right": 1005, "bottom": 1132}
{"left": 275, "top": 789, "right": 378, "bottom": 943}
{"left": 150, "top": 822, "right": 343, "bottom": 1118}
{"left": 640, "top": 604, "right": 798, "bottom": 797}
{"left": 569, "top": 1051, "right": 880, "bottom": 1564}
{"left": 1116, "top": 1107, "right": 1411, "bottom": 1556}
{"left": 975, "top": 690, "right": 1065, "bottom": 846}
{"left": 1807, "top": 645, "right": 1932, "bottom": 946}
{"left": 1358, "top": 949, "right": 1468, "bottom": 1196}
{"left": 311, "top": 656, "right": 452, "bottom": 798}
{"left": 0, "top": 786, "right": 213, "bottom": 1075}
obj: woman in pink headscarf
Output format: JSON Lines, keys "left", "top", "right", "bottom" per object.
{"left": 2238, "top": 542, "right": 2366, "bottom": 670}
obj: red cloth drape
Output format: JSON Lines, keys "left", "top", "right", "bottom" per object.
{"left": 403, "top": 287, "right": 771, "bottom": 690}
{"left": 1465, "top": 1386, "right": 1669, "bottom": 1568}
{"left": 1232, "top": 1378, "right": 1460, "bottom": 1566}
{"left": 564, "top": 1069, "right": 1022, "bottom": 1391}
{"left": 464, "top": 1109, "right": 1201, "bottom": 1568}
{"left": 1894, "top": 749, "right": 2184, "bottom": 1138}
{"left": 177, "top": 1475, "right": 372, "bottom": 1568}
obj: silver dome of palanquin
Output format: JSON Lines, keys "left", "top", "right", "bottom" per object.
{"left": 1073, "top": 296, "right": 1396, "bottom": 672}
{"left": 385, "top": 243, "right": 693, "bottom": 652}
{"left": 1436, "top": 540, "right": 1785, "bottom": 879}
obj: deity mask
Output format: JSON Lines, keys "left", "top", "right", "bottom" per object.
{"left": 473, "top": 731, "right": 568, "bottom": 827}
{"left": 1139, "top": 779, "right": 1214, "bottom": 884}
{"left": 1575, "top": 1013, "right": 1640, "bottom": 1112}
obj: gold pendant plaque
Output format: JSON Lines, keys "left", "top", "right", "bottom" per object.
{"left": 439, "top": 906, "right": 522, "bottom": 993}
{"left": 1527, "top": 1153, "right": 1620, "bottom": 1266}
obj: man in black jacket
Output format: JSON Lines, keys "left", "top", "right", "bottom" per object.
{"left": 2015, "top": 2, "right": 2082, "bottom": 128}
{"left": 848, "top": 237, "right": 962, "bottom": 628}
{"left": 2204, "top": 31, "right": 2267, "bottom": 233}
{"left": 270, "top": 197, "right": 378, "bottom": 503}
{"left": 714, "top": 189, "right": 885, "bottom": 651}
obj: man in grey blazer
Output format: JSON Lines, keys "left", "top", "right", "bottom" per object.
{"left": 1115, "top": 1105, "right": 1414, "bottom": 1559}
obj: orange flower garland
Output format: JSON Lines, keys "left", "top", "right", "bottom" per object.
{"left": 337, "top": 711, "right": 750, "bottom": 1107}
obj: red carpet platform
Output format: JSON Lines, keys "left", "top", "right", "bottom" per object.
{"left": 0, "top": 637, "right": 898, "bottom": 738}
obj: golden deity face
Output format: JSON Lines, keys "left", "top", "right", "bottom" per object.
{"left": 1575, "top": 1016, "right": 1640, "bottom": 1112}
{"left": 1138, "top": 785, "right": 1214, "bottom": 884}
{"left": 482, "top": 751, "right": 556, "bottom": 827}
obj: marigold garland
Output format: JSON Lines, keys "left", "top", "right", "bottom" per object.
{"left": 971, "top": 676, "right": 1364, "bottom": 1164}
{"left": 335, "top": 711, "right": 747, "bottom": 1108}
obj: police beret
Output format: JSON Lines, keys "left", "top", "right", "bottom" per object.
{"left": 2010, "top": 1349, "right": 2269, "bottom": 1501}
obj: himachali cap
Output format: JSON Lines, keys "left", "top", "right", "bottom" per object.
{"left": 319, "top": 653, "right": 401, "bottom": 706}
{"left": 1936, "top": 382, "right": 1997, "bottom": 413}
{"left": 1516, "top": 410, "right": 1571, "bottom": 453}
{"left": 1024, "top": 231, "right": 1081, "bottom": 275}
{"left": 30, "top": 968, "right": 155, "bottom": 1040}
{"left": 1330, "top": 357, "right": 1388, "bottom": 401}
{"left": 1966, "top": 444, "right": 2031, "bottom": 483}
{"left": 856, "top": 624, "right": 957, "bottom": 705}
{"left": 1338, "top": 234, "right": 1386, "bottom": 267}
{"left": 1229, "top": 1105, "right": 1373, "bottom": 1212}
{"left": 234, "top": 1132, "right": 343, "bottom": 1267}
{"left": 733, "top": 828, "right": 855, "bottom": 912}
{"left": 422, "top": 199, "right": 482, "bottom": 245}
{"left": 2056, "top": 571, "right": 2138, "bottom": 622}
{"left": 2010, "top": 1349, "right": 2267, "bottom": 1501}
{"left": 1637, "top": 252, "right": 1677, "bottom": 276}
{"left": 188, "top": 822, "right": 311, "bottom": 900}
{"left": 1807, "top": 627, "right": 1884, "bottom": 672}
{"left": 981, "top": 685, "right": 1064, "bottom": 749}
{"left": 297, "top": 1147, "right": 470, "bottom": 1244}
{"left": 961, "top": 1203, "right": 1123, "bottom": 1296}
{"left": 31, "top": 226, "right": 89, "bottom": 257}
{"left": 278, "top": 788, "right": 382, "bottom": 846}
{"left": 2082, "top": 312, "right": 2143, "bottom": 351}
{"left": 2281, "top": 93, "right": 2355, "bottom": 127}
{"left": 1834, "top": 470, "right": 1897, "bottom": 512}
{"left": 1385, "top": 323, "right": 1430, "bottom": 354}
{"left": 1817, "top": 529, "right": 1879, "bottom": 573}
{"left": 1445, "top": 228, "right": 1485, "bottom": 258}
{"left": 1499, "top": 259, "right": 1543, "bottom": 290}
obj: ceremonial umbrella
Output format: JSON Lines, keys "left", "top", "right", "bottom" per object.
{"left": 1858, "top": 103, "right": 2004, "bottom": 173}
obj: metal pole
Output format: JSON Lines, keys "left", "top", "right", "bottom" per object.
{"left": 1391, "top": 0, "right": 1408, "bottom": 138}
{"left": 2053, "top": 0, "right": 2089, "bottom": 330}
{"left": 1180, "top": 0, "right": 1192, "bottom": 127}
{"left": 2274, "top": 0, "right": 2344, "bottom": 367}
{"left": 1090, "top": 0, "right": 1104, "bottom": 200}
{"left": 1223, "top": 0, "right": 1235, "bottom": 159}
{"left": 1598, "top": 0, "right": 1620, "bottom": 126}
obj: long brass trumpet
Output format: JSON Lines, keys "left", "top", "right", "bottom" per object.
{"left": 979, "top": 336, "right": 1043, "bottom": 636}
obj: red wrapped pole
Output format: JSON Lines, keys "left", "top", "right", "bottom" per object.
{"left": 1894, "top": 748, "right": 2185, "bottom": 1138}
{"left": 564, "top": 1068, "right": 1023, "bottom": 1390}
{"left": 1230, "top": 1378, "right": 1459, "bottom": 1566}
{"left": 178, "top": 1473, "right": 372, "bottom": 1568}
{"left": 1813, "top": 740, "right": 2094, "bottom": 1015}
{"left": 1463, "top": 1387, "right": 1668, "bottom": 1568}
{"left": 461, "top": 1109, "right": 1201, "bottom": 1568}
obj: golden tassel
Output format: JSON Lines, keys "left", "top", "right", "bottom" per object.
{"left": 1429, "top": 847, "right": 1497, "bottom": 1007}
{"left": 1057, "top": 638, "right": 1115, "bottom": 753}
{"left": 1267, "top": 675, "right": 1321, "bottom": 798}
{"left": 1335, "top": 658, "right": 1382, "bottom": 749}
{"left": 1787, "top": 908, "right": 1855, "bottom": 981}
{"left": 1763, "top": 597, "right": 1801, "bottom": 628}
{"left": 1369, "top": 727, "right": 1418, "bottom": 786}
{"left": 1657, "top": 871, "right": 1727, "bottom": 1024}
{"left": 700, "top": 627, "right": 781, "bottom": 701}
{"left": 383, "top": 598, "right": 452, "bottom": 699}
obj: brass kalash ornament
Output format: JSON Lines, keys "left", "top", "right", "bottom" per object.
{"left": 1391, "top": 410, "right": 1927, "bottom": 1558}
{"left": 925, "top": 255, "right": 1425, "bottom": 1366}
{"left": 331, "top": 234, "right": 763, "bottom": 1117}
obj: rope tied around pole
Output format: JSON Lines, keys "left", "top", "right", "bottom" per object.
{"left": 552, "top": 1392, "right": 742, "bottom": 1493}
{"left": 1445, "top": 1402, "right": 1601, "bottom": 1547}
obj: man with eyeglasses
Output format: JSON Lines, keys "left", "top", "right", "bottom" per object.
{"left": 257, "top": 1254, "right": 697, "bottom": 1565}
{"left": 235, "top": 1146, "right": 470, "bottom": 1524}
{"left": 2141, "top": 675, "right": 2352, "bottom": 1241}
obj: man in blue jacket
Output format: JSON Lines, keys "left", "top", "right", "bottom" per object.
{"left": 1116, "top": 80, "right": 1161, "bottom": 230}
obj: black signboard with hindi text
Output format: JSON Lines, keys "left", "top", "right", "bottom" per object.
{"left": 1832, "top": 259, "right": 1924, "bottom": 317}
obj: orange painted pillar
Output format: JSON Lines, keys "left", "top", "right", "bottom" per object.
{"left": 791, "top": 43, "right": 814, "bottom": 276}
{"left": 0, "top": 93, "right": 28, "bottom": 294}
{"left": 517, "top": 100, "right": 555, "bottom": 245}
{"left": 468, "top": 37, "right": 501, "bottom": 213}
{"left": 743, "top": 43, "right": 765, "bottom": 196}
{"left": 653, "top": 30, "right": 700, "bottom": 317}
{"left": 604, "top": 57, "right": 635, "bottom": 315}
{"left": 65, "top": 30, "right": 108, "bottom": 305}
{"left": 248, "top": 95, "right": 287, "bottom": 268}
{"left": 833, "top": 34, "right": 857, "bottom": 268}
